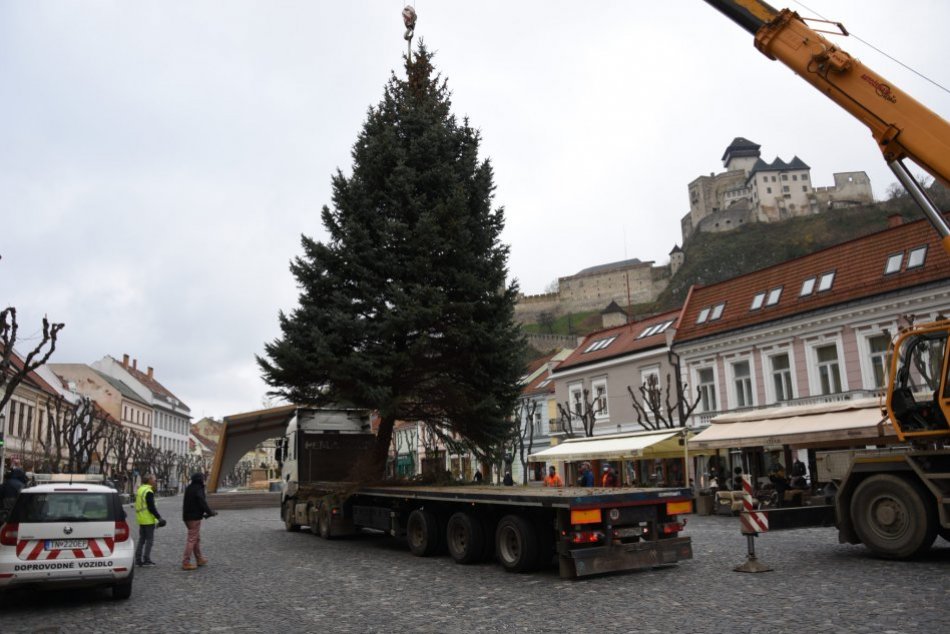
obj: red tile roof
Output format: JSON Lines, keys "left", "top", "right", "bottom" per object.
{"left": 117, "top": 359, "right": 190, "bottom": 413}
{"left": 674, "top": 216, "right": 950, "bottom": 344}
{"left": 554, "top": 308, "right": 682, "bottom": 373}
{"left": 0, "top": 346, "right": 62, "bottom": 399}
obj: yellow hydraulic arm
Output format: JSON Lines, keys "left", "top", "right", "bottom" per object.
{"left": 706, "top": 0, "right": 950, "bottom": 256}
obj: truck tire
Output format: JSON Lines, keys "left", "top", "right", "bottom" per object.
{"left": 495, "top": 514, "right": 539, "bottom": 573}
{"left": 407, "top": 509, "right": 440, "bottom": 557}
{"left": 446, "top": 512, "right": 486, "bottom": 564}
{"left": 850, "top": 474, "right": 937, "bottom": 559}
{"left": 284, "top": 502, "right": 301, "bottom": 532}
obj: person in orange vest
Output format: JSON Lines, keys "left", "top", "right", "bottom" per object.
{"left": 543, "top": 465, "right": 563, "bottom": 487}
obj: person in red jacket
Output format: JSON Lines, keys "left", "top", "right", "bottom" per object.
{"left": 602, "top": 465, "right": 619, "bottom": 487}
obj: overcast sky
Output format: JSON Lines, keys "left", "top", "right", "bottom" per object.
{"left": 2, "top": 1, "right": 948, "bottom": 420}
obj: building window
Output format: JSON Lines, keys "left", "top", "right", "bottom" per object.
{"left": 732, "top": 361, "right": 753, "bottom": 408}
{"left": 800, "top": 277, "right": 816, "bottom": 296}
{"left": 710, "top": 303, "right": 725, "bottom": 321}
{"left": 884, "top": 252, "right": 903, "bottom": 275}
{"left": 817, "top": 271, "right": 835, "bottom": 292}
{"left": 766, "top": 187, "right": 772, "bottom": 194}
{"left": 802, "top": 186, "right": 808, "bottom": 192}
{"left": 770, "top": 353, "right": 794, "bottom": 402}
{"left": 569, "top": 384, "right": 584, "bottom": 417}
{"left": 783, "top": 185, "right": 790, "bottom": 193}
{"left": 8, "top": 402, "right": 15, "bottom": 435}
{"left": 867, "top": 333, "right": 890, "bottom": 388}
{"left": 583, "top": 336, "right": 617, "bottom": 353}
{"left": 792, "top": 174, "right": 798, "bottom": 181}
{"left": 816, "top": 344, "right": 842, "bottom": 394}
{"left": 592, "top": 379, "right": 609, "bottom": 419}
{"left": 782, "top": 174, "right": 788, "bottom": 181}
{"left": 26, "top": 405, "right": 33, "bottom": 437}
{"left": 697, "top": 308, "right": 710, "bottom": 324}
{"left": 907, "top": 246, "right": 927, "bottom": 269}
{"left": 802, "top": 174, "right": 809, "bottom": 180}
{"left": 771, "top": 176, "right": 776, "bottom": 182}
{"left": 766, "top": 287, "right": 782, "bottom": 306}
{"left": 698, "top": 368, "right": 717, "bottom": 412}
{"left": 750, "top": 292, "right": 766, "bottom": 310}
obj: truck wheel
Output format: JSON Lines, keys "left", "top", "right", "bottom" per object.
{"left": 284, "top": 503, "right": 301, "bottom": 532}
{"left": 495, "top": 514, "right": 539, "bottom": 573}
{"left": 318, "top": 507, "right": 334, "bottom": 540}
{"left": 850, "top": 474, "right": 937, "bottom": 559}
{"left": 446, "top": 512, "right": 485, "bottom": 564}
{"left": 407, "top": 509, "right": 440, "bottom": 557}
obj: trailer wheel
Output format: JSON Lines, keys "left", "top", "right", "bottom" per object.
{"left": 850, "top": 474, "right": 937, "bottom": 559}
{"left": 407, "top": 509, "right": 441, "bottom": 557}
{"left": 446, "top": 512, "right": 486, "bottom": 564}
{"left": 495, "top": 514, "right": 539, "bottom": 573}
{"left": 318, "top": 507, "right": 334, "bottom": 540}
{"left": 283, "top": 502, "right": 300, "bottom": 532}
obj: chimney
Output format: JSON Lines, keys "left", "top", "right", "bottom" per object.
{"left": 147, "top": 367, "right": 154, "bottom": 379}
{"left": 122, "top": 354, "right": 129, "bottom": 367}
{"left": 888, "top": 213, "right": 904, "bottom": 228}
{"left": 132, "top": 358, "right": 138, "bottom": 370}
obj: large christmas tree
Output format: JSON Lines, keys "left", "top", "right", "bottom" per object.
{"left": 258, "top": 45, "right": 525, "bottom": 475}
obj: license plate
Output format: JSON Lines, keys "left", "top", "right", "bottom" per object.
{"left": 45, "top": 539, "right": 87, "bottom": 550}
{"left": 613, "top": 527, "right": 643, "bottom": 538}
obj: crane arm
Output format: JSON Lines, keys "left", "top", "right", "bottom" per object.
{"left": 706, "top": 0, "right": 950, "bottom": 253}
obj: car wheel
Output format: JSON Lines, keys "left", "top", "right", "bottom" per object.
{"left": 112, "top": 569, "right": 134, "bottom": 600}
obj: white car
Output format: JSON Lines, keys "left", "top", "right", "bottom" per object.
{"left": 0, "top": 479, "right": 135, "bottom": 599}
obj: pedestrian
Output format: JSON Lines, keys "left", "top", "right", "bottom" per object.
{"left": 543, "top": 466, "right": 563, "bottom": 487}
{"left": 181, "top": 472, "right": 217, "bottom": 571}
{"left": 576, "top": 462, "right": 594, "bottom": 487}
{"left": 472, "top": 469, "right": 483, "bottom": 483}
{"left": 503, "top": 471, "right": 514, "bottom": 486}
{"left": 1, "top": 467, "right": 28, "bottom": 521}
{"left": 601, "top": 465, "right": 619, "bottom": 487}
{"left": 134, "top": 474, "right": 165, "bottom": 566}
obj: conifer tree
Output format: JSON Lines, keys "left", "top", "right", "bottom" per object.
{"left": 258, "top": 45, "right": 525, "bottom": 475}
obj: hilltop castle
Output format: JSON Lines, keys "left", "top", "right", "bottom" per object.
{"left": 516, "top": 137, "right": 874, "bottom": 324}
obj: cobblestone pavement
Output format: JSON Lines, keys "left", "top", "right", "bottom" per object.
{"left": 2, "top": 495, "right": 948, "bottom": 633}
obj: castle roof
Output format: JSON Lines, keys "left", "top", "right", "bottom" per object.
{"left": 746, "top": 155, "right": 811, "bottom": 179}
{"left": 571, "top": 258, "right": 644, "bottom": 278}
{"left": 721, "top": 137, "right": 761, "bottom": 163}
{"left": 601, "top": 300, "right": 627, "bottom": 316}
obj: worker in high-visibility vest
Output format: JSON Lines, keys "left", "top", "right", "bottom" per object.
{"left": 543, "top": 465, "right": 563, "bottom": 487}
{"left": 134, "top": 474, "right": 165, "bottom": 566}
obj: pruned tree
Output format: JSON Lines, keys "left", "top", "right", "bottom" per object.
{"left": 56, "top": 398, "right": 114, "bottom": 474}
{"left": 0, "top": 307, "right": 65, "bottom": 418}
{"left": 514, "top": 396, "right": 539, "bottom": 484}
{"left": 257, "top": 44, "right": 525, "bottom": 478}
{"left": 627, "top": 373, "right": 701, "bottom": 430}
{"left": 557, "top": 389, "right": 598, "bottom": 438}
{"left": 36, "top": 395, "right": 73, "bottom": 473}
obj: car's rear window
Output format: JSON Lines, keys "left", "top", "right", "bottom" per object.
{"left": 13, "top": 492, "right": 116, "bottom": 523}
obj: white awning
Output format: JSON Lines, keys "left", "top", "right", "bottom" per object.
{"left": 688, "top": 398, "right": 894, "bottom": 450}
{"left": 528, "top": 429, "right": 686, "bottom": 462}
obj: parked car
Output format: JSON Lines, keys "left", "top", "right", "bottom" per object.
{"left": 0, "top": 477, "right": 134, "bottom": 600}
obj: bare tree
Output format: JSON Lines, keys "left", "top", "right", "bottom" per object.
{"left": 36, "top": 395, "right": 73, "bottom": 472}
{"left": 514, "top": 397, "right": 539, "bottom": 484}
{"left": 0, "top": 305, "right": 65, "bottom": 417}
{"left": 556, "top": 388, "right": 598, "bottom": 438}
{"left": 626, "top": 373, "right": 701, "bottom": 430}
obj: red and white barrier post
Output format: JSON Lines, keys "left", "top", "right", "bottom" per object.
{"left": 734, "top": 473, "right": 772, "bottom": 573}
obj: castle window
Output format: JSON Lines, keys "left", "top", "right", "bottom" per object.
{"left": 907, "top": 246, "right": 927, "bottom": 269}
{"left": 771, "top": 176, "right": 776, "bottom": 182}
{"left": 802, "top": 174, "right": 809, "bottom": 180}
{"left": 792, "top": 175, "right": 798, "bottom": 181}
{"left": 782, "top": 174, "right": 788, "bottom": 181}
{"left": 802, "top": 186, "right": 808, "bottom": 192}
{"left": 884, "top": 252, "right": 903, "bottom": 275}
{"left": 783, "top": 186, "right": 789, "bottom": 193}
{"left": 767, "top": 187, "right": 772, "bottom": 194}
{"left": 750, "top": 292, "right": 766, "bottom": 310}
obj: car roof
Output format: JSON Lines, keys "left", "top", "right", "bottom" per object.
{"left": 25, "top": 483, "right": 116, "bottom": 494}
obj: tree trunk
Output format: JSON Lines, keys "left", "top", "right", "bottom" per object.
{"left": 371, "top": 414, "right": 396, "bottom": 480}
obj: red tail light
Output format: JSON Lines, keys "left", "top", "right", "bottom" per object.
{"left": 659, "top": 521, "right": 686, "bottom": 535}
{"left": 570, "top": 530, "right": 605, "bottom": 544}
{"left": 114, "top": 520, "right": 131, "bottom": 543}
{"left": 0, "top": 522, "right": 18, "bottom": 546}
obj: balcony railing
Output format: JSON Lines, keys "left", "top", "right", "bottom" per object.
{"left": 687, "top": 388, "right": 886, "bottom": 428}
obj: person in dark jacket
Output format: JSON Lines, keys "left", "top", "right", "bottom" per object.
{"left": 181, "top": 472, "right": 216, "bottom": 571}
{"left": 1, "top": 468, "right": 28, "bottom": 521}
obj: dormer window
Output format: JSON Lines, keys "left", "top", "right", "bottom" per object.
{"left": 750, "top": 293, "right": 766, "bottom": 311}
{"left": 697, "top": 308, "right": 710, "bottom": 324}
{"left": 800, "top": 277, "right": 816, "bottom": 296}
{"left": 884, "top": 253, "right": 903, "bottom": 275}
{"left": 637, "top": 319, "right": 675, "bottom": 339}
{"left": 710, "top": 303, "right": 725, "bottom": 321}
{"left": 766, "top": 287, "right": 782, "bottom": 306}
{"left": 817, "top": 271, "right": 835, "bottom": 292}
{"left": 907, "top": 246, "right": 927, "bottom": 269}
{"left": 583, "top": 336, "right": 617, "bottom": 354}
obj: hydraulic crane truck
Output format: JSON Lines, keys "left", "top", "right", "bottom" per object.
{"left": 707, "top": 0, "right": 950, "bottom": 558}
{"left": 276, "top": 408, "right": 693, "bottom": 578}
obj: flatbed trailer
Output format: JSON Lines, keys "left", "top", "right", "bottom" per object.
{"left": 283, "top": 481, "right": 694, "bottom": 578}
